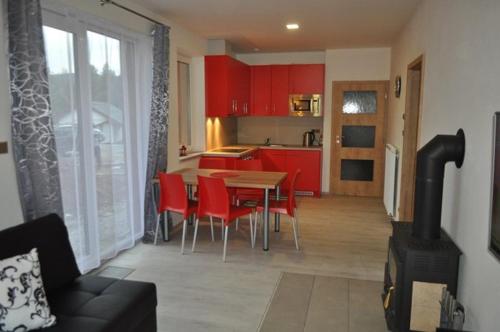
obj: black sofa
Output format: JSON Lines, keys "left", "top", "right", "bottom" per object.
{"left": 0, "top": 214, "right": 157, "bottom": 332}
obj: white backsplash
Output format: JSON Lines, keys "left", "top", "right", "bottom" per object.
{"left": 237, "top": 116, "right": 323, "bottom": 146}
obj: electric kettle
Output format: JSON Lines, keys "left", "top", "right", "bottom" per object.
{"left": 303, "top": 130, "right": 316, "bottom": 147}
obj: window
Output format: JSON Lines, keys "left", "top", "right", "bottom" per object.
{"left": 178, "top": 59, "right": 191, "bottom": 147}
{"left": 42, "top": 5, "right": 151, "bottom": 272}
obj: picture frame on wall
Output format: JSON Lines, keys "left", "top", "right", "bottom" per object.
{"left": 489, "top": 112, "right": 500, "bottom": 260}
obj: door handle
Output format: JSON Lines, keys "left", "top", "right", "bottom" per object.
{"left": 336, "top": 135, "right": 345, "bottom": 144}
{"left": 384, "top": 286, "right": 395, "bottom": 310}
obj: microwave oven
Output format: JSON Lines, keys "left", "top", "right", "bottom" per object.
{"left": 289, "top": 94, "right": 322, "bottom": 117}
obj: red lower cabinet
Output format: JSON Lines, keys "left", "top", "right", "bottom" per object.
{"left": 261, "top": 149, "right": 321, "bottom": 196}
{"left": 200, "top": 149, "right": 322, "bottom": 196}
{"left": 286, "top": 151, "right": 322, "bottom": 197}
{"left": 261, "top": 149, "right": 289, "bottom": 190}
{"left": 260, "top": 149, "right": 287, "bottom": 171}
{"left": 199, "top": 156, "right": 239, "bottom": 169}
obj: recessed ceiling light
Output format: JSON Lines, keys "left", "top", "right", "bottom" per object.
{"left": 286, "top": 23, "right": 300, "bottom": 30}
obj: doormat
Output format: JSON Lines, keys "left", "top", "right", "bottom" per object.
{"left": 96, "top": 266, "right": 135, "bottom": 280}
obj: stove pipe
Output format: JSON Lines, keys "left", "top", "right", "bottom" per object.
{"left": 412, "top": 129, "right": 465, "bottom": 240}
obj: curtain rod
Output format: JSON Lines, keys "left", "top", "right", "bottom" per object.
{"left": 99, "top": 0, "right": 165, "bottom": 27}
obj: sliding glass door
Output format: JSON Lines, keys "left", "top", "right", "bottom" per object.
{"left": 42, "top": 8, "right": 149, "bottom": 272}
{"left": 86, "top": 30, "right": 134, "bottom": 258}
{"left": 44, "top": 25, "right": 91, "bottom": 263}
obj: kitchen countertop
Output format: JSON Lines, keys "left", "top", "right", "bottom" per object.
{"left": 203, "top": 144, "right": 322, "bottom": 158}
{"left": 203, "top": 146, "right": 258, "bottom": 157}
{"left": 257, "top": 144, "right": 323, "bottom": 151}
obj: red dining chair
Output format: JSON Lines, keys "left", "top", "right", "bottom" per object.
{"left": 234, "top": 159, "right": 264, "bottom": 202}
{"left": 233, "top": 159, "right": 264, "bottom": 232}
{"left": 254, "top": 169, "right": 301, "bottom": 250}
{"left": 156, "top": 172, "right": 198, "bottom": 254}
{"left": 197, "top": 157, "right": 232, "bottom": 202}
{"left": 192, "top": 175, "right": 254, "bottom": 262}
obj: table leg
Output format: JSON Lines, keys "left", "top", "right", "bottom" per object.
{"left": 275, "top": 185, "right": 281, "bottom": 232}
{"left": 263, "top": 188, "right": 269, "bottom": 251}
{"left": 152, "top": 182, "right": 168, "bottom": 242}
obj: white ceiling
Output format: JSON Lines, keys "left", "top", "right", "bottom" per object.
{"left": 133, "top": 0, "right": 420, "bottom": 53}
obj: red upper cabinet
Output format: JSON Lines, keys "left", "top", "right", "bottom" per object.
{"left": 250, "top": 65, "right": 289, "bottom": 116}
{"left": 205, "top": 56, "right": 230, "bottom": 117}
{"left": 250, "top": 66, "right": 271, "bottom": 116}
{"left": 289, "top": 64, "right": 325, "bottom": 95}
{"left": 205, "top": 55, "right": 250, "bottom": 117}
{"left": 270, "top": 65, "right": 289, "bottom": 116}
{"left": 237, "top": 61, "right": 251, "bottom": 116}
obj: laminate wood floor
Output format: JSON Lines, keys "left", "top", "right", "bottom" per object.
{"left": 106, "top": 195, "right": 392, "bottom": 332}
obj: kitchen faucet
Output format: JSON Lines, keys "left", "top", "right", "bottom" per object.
{"left": 264, "top": 137, "right": 271, "bottom": 146}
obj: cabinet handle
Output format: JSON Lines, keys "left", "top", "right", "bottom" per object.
{"left": 265, "top": 105, "right": 268, "bottom": 113}
{"left": 273, "top": 105, "right": 276, "bottom": 113}
{"left": 235, "top": 100, "right": 238, "bottom": 113}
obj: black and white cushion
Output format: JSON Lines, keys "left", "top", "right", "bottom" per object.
{"left": 0, "top": 248, "right": 56, "bottom": 331}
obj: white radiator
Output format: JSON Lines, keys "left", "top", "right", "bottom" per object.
{"left": 383, "top": 144, "right": 399, "bottom": 218}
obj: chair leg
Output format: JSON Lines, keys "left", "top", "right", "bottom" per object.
{"left": 223, "top": 224, "right": 229, "bottom": 262}
{"left": 192, "top": 218, "right": 200, "bottom": 252}
{"left": 253, "top": 211, "right": 259, "bottom": 246}
{"left": 291, "top": 217, "right": 300, "bottom": 251}
{"left": 294, "top": 208, "right": 300, "bottom": 237}
{"left": 181, "top": 219, "right": 187, "bottom": 254}
{"left": 154, "top": 214, "right": 161, "bottom": 245}
{"left": 221, "top": 218, "right": 224, "bottom": 239}
{"left": 236, "top": 199, "right": 240, "bottom": 231}
{"left": 249, "top": 213, "right": 254, "bottom": 248}
{"left": 210, "top": 216, "right": 215, "bottom": 242}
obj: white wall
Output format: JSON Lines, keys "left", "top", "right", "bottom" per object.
{"left": 387, "top": 1, "right": 500, "bottom": 330}
{"left": 322, "top": 48, "right": 391, "bottom": 192}
{"left": 0, "top": 0, "right": 207, "bottom": 230}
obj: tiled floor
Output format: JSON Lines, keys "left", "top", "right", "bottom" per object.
{"left": 260, "top": 272, "right": 387, "bottom": 332}
{"left": 106, "top": 195, "right": 391, "bottom": 331}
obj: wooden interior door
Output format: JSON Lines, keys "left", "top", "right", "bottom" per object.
{"left": 330, "top": 81, "right": 388, "bottom": 197}
{"left": 398, "top": 56, "right": 424, "bottom": 220}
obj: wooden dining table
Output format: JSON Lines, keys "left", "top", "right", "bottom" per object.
{"left": 158, "top": 168, "right": 287, "bottom": 251}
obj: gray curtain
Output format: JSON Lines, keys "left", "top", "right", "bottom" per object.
{"left": 8, "top": 0, "right": 63, "bottom": 221}
{"left": 143, "top": 24, "right": 170, "bottom": 243}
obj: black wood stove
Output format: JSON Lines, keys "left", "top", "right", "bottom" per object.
{"left": 383, "top": 130, "right": 465, "bottom": 332}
